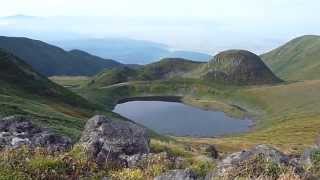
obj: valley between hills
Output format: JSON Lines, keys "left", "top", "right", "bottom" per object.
{"left": 1, "top": 35, "right": 320, "bottom": 179}
{"left": 62, "top": 64, "right": 320, "bottom": 153}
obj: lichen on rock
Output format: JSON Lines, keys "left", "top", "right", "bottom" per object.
{"left": 79, "top": 115, "right": 150, "bottom": 167}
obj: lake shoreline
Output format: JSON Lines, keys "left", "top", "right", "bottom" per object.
{"left": 117, "top": 95, "right": 183, "bottom": 104}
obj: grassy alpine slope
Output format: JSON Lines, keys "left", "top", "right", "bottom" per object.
{"left": 261, "top": 35, "right": 320, "bottom": 81}
{"left": 0, "top": 49, "right": 107, "bottom": 140}
{"left": 179, "top": 80, "right": 320, "bottom": 153}
{"left": 85, "top": 58, "right": 205, "bottom": 88}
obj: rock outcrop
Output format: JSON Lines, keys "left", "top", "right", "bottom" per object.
{"left": 0, "top": 115, "right": 71, "bottom": 151}
{"left": 316, "top": 135, "right": 320, "bottom": 148}
{"left": 300, "top": 147, "right": 320, "bottom": 168}
{"left": 205, "top": 145, "right": 219, "bottom": 159}
{"left": 79, "top": 115, "right": 150, "bottom": 166}
{"left": 206, "top": 145, "right": 302, "bottom": 179}
{"left": 120, "top": 152, "right": 186, "bottom": 170}
{"left": 201, "top": 50, "right": 282, "bottom": 85}
{"left": 154, "top": 169, "right": 197, "bottom": 180}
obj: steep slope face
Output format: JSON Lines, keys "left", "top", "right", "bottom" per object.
{"left": 0, "top": 49, "right": 100, "bottom": 138}
{"left": 0, "top": 49, "right": 95, "bottom": 109}
{"left": 261, "top": 35, "right": 320, "bottom": 81}
{"left": 69, "top": 49, "right": 123, "bottom": 69}
{"left": 86, "top": 58, "right": 204, "bottom": 87}
{"left": 201, "top": 50, "right": 282, "bottom": 85}
{"left": 88, "top": 67, "right": 138, "bottom": 87}
{"left": 0, "top": 36, "right": 123, "bottom": 76}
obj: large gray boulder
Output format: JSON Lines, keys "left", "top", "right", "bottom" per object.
{"left": 79, "top": 115, "right": 150, "bottom": 166}
{"left": 0, "top": 115, "right": 71, "bottom": 151}
{"left": 154, "top": 169, "right": 197, "bottom": 180}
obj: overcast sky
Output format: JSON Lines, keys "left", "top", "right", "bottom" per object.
{"left": 1, "top": 0, "right": 320, "bottom": 54}
{"left": 1, "top": 0, "right": 318, "bottom": 20}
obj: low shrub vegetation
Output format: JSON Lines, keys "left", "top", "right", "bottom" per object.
{"left": 224, "top": 154, "right": 288, "bottom": 179}
{"left": 309, "top": 149, "right": 320, "bottom": 177}
{"left": 0, "top": 146, "right": 99, "bottom": 179}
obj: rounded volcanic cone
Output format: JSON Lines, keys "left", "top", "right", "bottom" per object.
{"left": 202, "top": 50, "right": 282, "bottom": 85}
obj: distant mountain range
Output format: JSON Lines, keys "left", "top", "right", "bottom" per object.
{"left": 88, "top": 49, "right": 281, "bottom": 88}
{"left": 52, "top": 38, "right": 212, "bottom": 64}
{"left": 0, "top": 36, "right": 123, "bottom": 76}
{"left": 2, "top": 34, "right": 320, "bottom": 81}
{"left": 261, "top": 35, "right": 320, "bottom": 81}
{"left": 0, "top": 36, "right": 210, "bottom": 77}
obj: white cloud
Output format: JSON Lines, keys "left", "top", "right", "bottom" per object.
{"left": 0, "top": 0, "right": 318, "bottom": 20}
{"left": 0, "top": 20, "right": 11, "bottom": 26}
{"left": 0, "top": 0, "right": 320, "bottom": 54}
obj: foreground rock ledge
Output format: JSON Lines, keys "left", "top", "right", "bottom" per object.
{"left": 79, "top": 115, "right": 150, "bottom": 166}
{"left": 154, "top": 169, "right": 197, "bottom": 180}
{"left": 0, "top": 115, "right": 71, "bottom": 151}
{"left": 205, "top": 144, "right": 304, "bottom": 179}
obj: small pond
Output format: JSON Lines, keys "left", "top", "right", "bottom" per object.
{"left": 113, "top": 100, "right": 251, "bottom": 137}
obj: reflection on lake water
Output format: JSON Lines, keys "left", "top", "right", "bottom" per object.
{"left": 113, "top": 101, "right": 251, "bottom": 137}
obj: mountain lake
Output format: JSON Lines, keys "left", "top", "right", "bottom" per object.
{"left": 113, "top": 100, "right": 252, "bottom": 137}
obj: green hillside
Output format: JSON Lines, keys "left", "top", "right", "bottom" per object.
{"left": 86, "top": 58, "right": 204, "bottom": 88}
{"left": 200, "top": 50, "right": 282, "bottom": 85}
{"left": 136, "top": 58, "right": 204, "bottom": 80}
{"left": 84, "top": 50, "right": 282, "bottom": 89}
{"left": 0, "top": 49, "right": 103, "bottom": 139}
{"left": 88, "top": 67, "right": 138, "bottom": 87}
{"left": 0, "top": 36, "right": 123, "bottom": 76}
{"left": 261, "top": 35, "right": 320, "bottom": 81}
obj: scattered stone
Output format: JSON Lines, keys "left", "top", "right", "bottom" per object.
{"left": 205, "top": 145, "right": 219, "bottom": 159}
{"left": 0, "top": 115, "right": 72, "bottom": 151}
{"left": 79, "top": 115, "right": 150, "bottom": 166}
{"left": 101, "top": 177, "right": 111, "bottom": 180}
{"left": 11, "top": 137, "right": 31, "bottom": 147}
{"left": 120, "top": 152, "right": 186, "bottom": 169}
{"left": 300, "top": 147, "right": 320, "bottom": 168}
{"left": 316, "top": 135, "right": 320, "bottom": 148}
{"left": 154, "top": 169, "right": 197, "bottom": 180}
{"left": 173, "top": 156, "right": 186, "bottom": 169}
{"left": 207, "top": 145, "right": 295, "bottom": 179}
{"left": 120, "top": 153, "right": 151, "bottom": 168}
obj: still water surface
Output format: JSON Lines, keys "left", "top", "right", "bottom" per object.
{"left": 113, "top": 101, "right": 251, "bottom": 137}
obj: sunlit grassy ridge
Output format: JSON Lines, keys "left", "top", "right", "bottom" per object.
{"left": 49, "top": 76, "right": 90, "bottom": 89}
{"left": 83, "top": 58, "right": 204, "bottom": 88}
{"left": 261, "top": 35, "right": 320, "bottom": 81}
